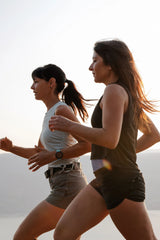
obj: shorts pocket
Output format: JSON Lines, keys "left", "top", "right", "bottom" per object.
{"left": 65, "top": 169, "right": 87, "bottom": 195}
{"left": 127, "top": 173, "right": 145, "bottom": 201}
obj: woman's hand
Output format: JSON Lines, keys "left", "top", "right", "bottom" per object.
{"left": 0, "top": 137, "right": 13, "bottom": 152}
{"left": 28, "top": 146, "right": 55, "bottom": 171}
{"left": 49, "top": 115, "right": 73, "bottom": 132}
{"left": 136, "top": 114, "right": 160, "bottom": 153}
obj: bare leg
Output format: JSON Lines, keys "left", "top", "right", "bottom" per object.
{"left": 110, "top": 199, "right": 157, "bottom": 240}
{"left": 54, "top": 184, "right": 109, "bottom": 240}
{"left": 13, "top": 200, "right": 65, "bottom": 240}
{"left": 54, "top": 185, "right": 157, "bottom": 240}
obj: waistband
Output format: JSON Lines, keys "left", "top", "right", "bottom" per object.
{"left": 44, "top": 162, "right": 80, "bottom": 178}
{"left": 91, "top": 159, "right": 104, "bottom": 172}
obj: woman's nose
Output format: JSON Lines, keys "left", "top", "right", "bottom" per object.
{"left": 30, "top": 83, "right": 34, "bottom": 89}
{"left": 89, "top": 63, "right": 93, "bottom": 71}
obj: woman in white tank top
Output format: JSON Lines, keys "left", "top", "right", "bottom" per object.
{"left": 0, "top": 64, "right": 91, "bottom": 240}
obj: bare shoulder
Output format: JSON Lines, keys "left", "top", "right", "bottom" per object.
{"left": 55, "top": 104, "right": 73, "bottom": 116}
{"left": 102, "top": 84, "right": 129, "bottom": 112}
{"left": 104, "top": 84, "right": 128, "bottom": 98}
{"left": 105, "top": 84, "right": 128, "bottom": 101}
{"left": 55, "top": 104, "right": 78, "bottom": 122}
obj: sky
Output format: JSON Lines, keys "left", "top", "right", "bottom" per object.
{"left": 0, "top": 0, "right": 160, "bottom": 152}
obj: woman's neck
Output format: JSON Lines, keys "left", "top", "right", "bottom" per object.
{"left": 43, "top": 96, "right": 60, "bottom": 111}
{"left": 104, "top": 72, "right": 119, "bottom": 86}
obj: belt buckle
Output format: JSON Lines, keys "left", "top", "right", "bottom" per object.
{"left": 62, "top": 163, "right": 72, "bottom": 172}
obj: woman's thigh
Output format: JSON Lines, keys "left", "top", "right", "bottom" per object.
{"left": 14, "top": 200, "right": 65, "bottom": 240}
{"left": 110, "top": 199, "right": 157, "bottom": 240}
{"left": 54, "top": 184, "right": 109, "bottom": 240}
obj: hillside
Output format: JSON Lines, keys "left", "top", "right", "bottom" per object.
{"left": 0, "top": 150, "right": 160, "bottom": 216}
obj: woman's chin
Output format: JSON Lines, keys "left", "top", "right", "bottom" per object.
{"left": 34, "top": 95, "right": 40, "bottom": 100}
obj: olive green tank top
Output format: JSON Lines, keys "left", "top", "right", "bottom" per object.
{"left": 91, "top": 82, "right": 138, "bottom": 169}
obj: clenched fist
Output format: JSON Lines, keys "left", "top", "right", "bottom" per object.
{"left": 0, "top": 137, "right": 13, "bottom": 152}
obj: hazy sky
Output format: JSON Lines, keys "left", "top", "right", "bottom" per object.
{"left": 0, "top": 0, "right": 160, "bottom": 152}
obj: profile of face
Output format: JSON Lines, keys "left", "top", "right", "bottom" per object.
{"left": 31, "top": 77, "right": 53, "bottom": 101}
{"left": 89, "top": 51, "right": 112, "bottom": 84}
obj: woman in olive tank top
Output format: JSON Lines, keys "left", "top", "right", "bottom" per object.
{"left": 50, "top": 40, "right": 160, "bottom": 240}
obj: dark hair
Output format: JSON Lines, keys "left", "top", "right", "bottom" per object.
{"left": 32, "top": 64, "right": 88, "bottom": 121}
{"left": 94, "top": 39, "right": 159, "bottom": 123}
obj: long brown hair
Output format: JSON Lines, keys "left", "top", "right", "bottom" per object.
{"left": 94, "top": 39, "right": 159, "bottom": 124}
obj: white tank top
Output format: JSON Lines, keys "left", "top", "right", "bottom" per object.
{"left": 40, "top": 101, "right": 79, "bottom": 167}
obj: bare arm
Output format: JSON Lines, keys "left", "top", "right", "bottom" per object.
{"left": 28, "top": 105, "right": 91, "bottom": 171}
{"left": 55, "top": 105, "right": 91, "bottom": 157}
{"left": 49, "top": 85, "right": 128, "bottom": 149}
{"left": 0, "top": 137, "right": 43, "bottom": 159}
{"left": 136, "top": 114, "right": 160, "bottom": 153}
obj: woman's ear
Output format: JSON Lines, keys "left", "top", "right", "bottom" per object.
{"left": 49, "top": 77, "right": 56, "bottom": 89}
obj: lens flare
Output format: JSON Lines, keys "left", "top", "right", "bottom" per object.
{"left": 103, "top": 159, "right": 112, "bottom": 171}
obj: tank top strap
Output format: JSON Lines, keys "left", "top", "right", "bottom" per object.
{"left": 46, "top": 101, "right": 67, "bottom": 115}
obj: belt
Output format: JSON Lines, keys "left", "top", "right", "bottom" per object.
{"left": 44, "top": 162, "right": 80, "bottom": 178}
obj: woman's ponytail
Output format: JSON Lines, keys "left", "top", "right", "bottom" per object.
{"left": 62, "top": 80, "right": 88, "bottom": 122}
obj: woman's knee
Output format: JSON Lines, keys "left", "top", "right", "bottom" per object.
{"left": 54, "top": 226, "right": 64, "bottom": 240}
{"left": 54, "top": 225, "right": 72, "bottom": 240}
{"left": 54, "top": 227, "right": 80, "bottom": 240}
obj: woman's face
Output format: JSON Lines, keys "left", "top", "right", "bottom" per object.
{"left": 31, "top": 77, "right": 51, "bottom": 100}
{"left": 89, "top": 51, "right": 112, "bottom": 84}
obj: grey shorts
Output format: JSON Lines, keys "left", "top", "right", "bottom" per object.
{"left": 45, "top": 165, "right": 87, "bottom": 209}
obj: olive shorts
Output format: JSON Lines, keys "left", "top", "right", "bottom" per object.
{"left": 45, "top": 166, "right": 87, "bottom": 209}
